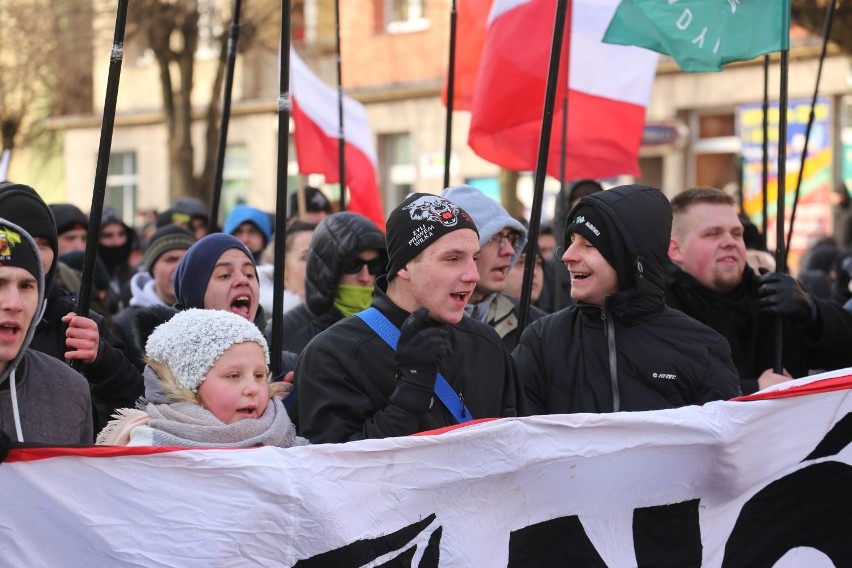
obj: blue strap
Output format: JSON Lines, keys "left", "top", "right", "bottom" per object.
{"left": 356, "top": 307, "right": 472, "bottom": 424}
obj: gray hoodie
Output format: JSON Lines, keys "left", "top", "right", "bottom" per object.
{"left": 0, "top": 218, "right": 92, "bottom": 444}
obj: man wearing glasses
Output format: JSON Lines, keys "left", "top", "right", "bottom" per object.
{"left": 443, "top": 185, "right": 545, "bottom": 350}
{"left": 279, "top": 211, "right": 387, "bottom": 357}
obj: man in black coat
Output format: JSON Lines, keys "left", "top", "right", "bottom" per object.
{"left": 297, "top": 193, "right": 525, "bottom": 443}
{"left": 514, "top": 185, "right": 740, "bottom": 414}
{"left": 666, "top": 187, "right": 852, "bottom": 395}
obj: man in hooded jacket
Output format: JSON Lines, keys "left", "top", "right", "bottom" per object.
{"left": 513, "top": 184, "right": 740, "bottom": 414}
{"left": 0, "top": 217, "right": 92, "bottom": 445}
{"left": 0, "top": 183, "right": 143, "bottom": 435}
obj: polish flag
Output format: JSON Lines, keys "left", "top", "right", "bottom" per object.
{"left": 290, "top": 49, "right": 385, "bottom": 230}
{"left": 468, "top": 0, "right": 658, "bottom": 180}
{"left": 441, "top": 0, "right": 494, "bottom": 111}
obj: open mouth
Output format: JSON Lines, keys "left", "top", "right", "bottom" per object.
{"left": 236, "top": 406, "right": 257, "bottom": 418}
{"left": 0, "top": 323, "right": 21, "bottom": 340}
{"left": 450, "top": 291, "right": 470, "bottom": 304}
{"left": 571, "top": 272, "right": 591, "bottom": 281}
{"left": 230, "top": 296, "right": 252, "bottom": 317}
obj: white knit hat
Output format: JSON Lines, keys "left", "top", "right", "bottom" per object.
{"left": 145, "top": 309, "right": 270, "bottom": 393}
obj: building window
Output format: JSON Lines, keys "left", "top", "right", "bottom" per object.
{"left": 379, "top": 0, "right": 428, "bottom": 33}
{"left": 378, "top": 132, "right": 415, "bottom": 208}
{"left": 221, "top": 144, "right": 251, "bottom": 219}
{"left": 106, "top": 152, "right": 137, "bottom": 224}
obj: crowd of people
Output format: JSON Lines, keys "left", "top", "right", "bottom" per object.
{"left": 2, "top": 179, "right": 852, "bottom": 459}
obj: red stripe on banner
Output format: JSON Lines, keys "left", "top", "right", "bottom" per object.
{"left": 734, "top": 374, "right": 852, "bottom": 402}
{"left": 413, "top": 417, "right": 498, "bottom": 436}
{"left": 4, "top": 444, "right": 252, "bottom": 463}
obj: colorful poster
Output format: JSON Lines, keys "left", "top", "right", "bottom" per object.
{"left": 739, "top": 97, "right": 833, "bottom": 272}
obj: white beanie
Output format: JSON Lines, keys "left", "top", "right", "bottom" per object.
{"left": 442, "top": 185, "right": 528, "bottom": 268}
{"left": 145, "top": 309, "right": 270, "bottom": 393}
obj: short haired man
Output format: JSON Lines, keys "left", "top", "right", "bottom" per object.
{"left": 111, "top": 225, "right": 195, "bottom": 369}
{"left": 297, "top": 193, "right": 525, "bottom": 443}
{"left": 442, "top": 185, "right": 544, "bottom": 350}
{"left": 0, "top": 217, "right": 92, "bottom": 444}
{"left": 666, "top": 187, "right": 852, "bottom": 394}
{"left": 514, "top": 185, "right": 740, "bottom": 414}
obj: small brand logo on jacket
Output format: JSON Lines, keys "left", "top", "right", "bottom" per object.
{"left": 652, "top": 372, "right": 677, "bottom": 380}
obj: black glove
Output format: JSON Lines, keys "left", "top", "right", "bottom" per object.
{"left": 390, "top": 308, "right": 452, "bottom": 415}
{"left": 757, "top": 270, "right": 815, "bottom": 325}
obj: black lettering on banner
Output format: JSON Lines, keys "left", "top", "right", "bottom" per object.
{"left": 633, "top": 499, "right": 702, "bottom": 567}
{"left": 293, "top": 514, "right": 440, "bottom": 567}
{"left": 507, "top": 515, "right": 607, "bottom": 567}
{"left": 723, "top": 412, "right": 852, "bottom": 567}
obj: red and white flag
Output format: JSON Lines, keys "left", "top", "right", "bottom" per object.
{"left": 290, "top": 49, "right": 385, "bottom": 230}
{"left": 468, "top": 0, "right": 658, "bottom": 180}
{"left": 441, "top": 0, "right": 494, "bottom": 111}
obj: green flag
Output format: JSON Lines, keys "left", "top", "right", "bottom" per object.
{"left": 603, "top": 0, "right": 790, "bottom": 73}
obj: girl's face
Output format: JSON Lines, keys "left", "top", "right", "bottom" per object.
{"left": 197, "top": 342, "right": 269, "bottom": 424}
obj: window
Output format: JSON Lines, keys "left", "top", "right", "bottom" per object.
{"left": 106, "top": 152, "right": 137, "bottom": 224}
{"left": 220, "top": 144, "right": 251, "bottom": 219}
{"left": 379, "top": 0, "right": 428, "bottom": 33}
{"left": 378, "top": 132, "right": 415, "bottom": 208}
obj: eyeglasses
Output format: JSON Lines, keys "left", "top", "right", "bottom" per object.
{"left": 343, "top": 257, "right": 386, "bottom": 275}
{"left": 487, "top": 231, "right": 521, "bottom": 249}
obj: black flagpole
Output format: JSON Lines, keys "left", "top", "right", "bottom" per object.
{"left": 334, "top": 0, "right": 346, "bottom": 210}
{"left": 443, "top": 0, "right": 458, "bottom": 190}
{"left": 518, "top": 0, "right": 570, "bottom": 334}
{"left": 552, "top": 90, "right": 569, "bottom": 310}
{"left": 761, "top": 55, "right": 770, "bottom": 241}
{"left": 76, "top": 0, "right": 128, "bottom": 330}
{"left": 271, "top": 1, "right": 293, "bottom": 378}
{"left": 785, "top": 0, "right": 836, "bottom": 257}
{"left": 209, "top": 0, "right": 243, "bottom": 233}
{"left": 773, "top": 39, "right": 791, "bottom": 374}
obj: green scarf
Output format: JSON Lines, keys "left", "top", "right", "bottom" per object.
{"left": 334, "top": 284, "right": 374, "bottom": 317}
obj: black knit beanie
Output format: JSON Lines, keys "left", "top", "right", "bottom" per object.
{"left": 0, "top": 220, "right": 42, "bottom": 281}
{"left": 144, "top": 225, "right": 196, "bottom": 274}
{"left": 564, "top": 204, "right": 616, "bottom": 270}
{"left": 385, "top": 193, "right": 478, "bottom": 280}
{"left": 0, "top": 182, "right": 58, "bottom": 287}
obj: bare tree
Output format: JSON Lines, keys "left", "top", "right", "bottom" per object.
{"left": 792, "top": 0, "right": 852, "bottom": 54}
{"left": 125, "top": 0, "right": 280, "bottom": 204}
{"left": 0, "top": 0, "right": 92, "bottom": 176}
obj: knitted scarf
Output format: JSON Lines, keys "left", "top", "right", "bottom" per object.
{"left": 98, "top": 397, "right": 308, "bottom": 449}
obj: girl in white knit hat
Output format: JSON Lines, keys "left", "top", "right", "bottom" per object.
{"left": 97, "top": 309, "right": 307, "bottom": 448}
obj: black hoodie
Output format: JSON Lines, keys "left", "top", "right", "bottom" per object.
{"left": 513, "top": 185, "right": 740, "bottom": 414}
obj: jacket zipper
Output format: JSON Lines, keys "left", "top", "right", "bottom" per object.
{"left": 601, "top": 305, "right": 620, "bottom": 412}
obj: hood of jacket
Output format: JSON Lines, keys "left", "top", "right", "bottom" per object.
{"left": 305, "top": 212, "right": 386, "bottom": 316}
{"left": 0, "top": 218, "right": 45, "bottom": 386}
{"left": 565, "top": 184, "right": 671, "bottom": 323}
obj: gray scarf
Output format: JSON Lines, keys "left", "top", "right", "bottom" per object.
{"left": 143, "top": 398, "right": 308, "bottom": 449}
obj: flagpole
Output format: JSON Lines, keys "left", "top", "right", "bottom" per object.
{"left": 334, "top": 0, "right": 347, "bottom": 211}
{"left": 443, "top": 0, "right": 458, "bottom": 190}
{"left": 761, "top": 55, "right": 769, "bottom": 241}
{"left": 773, "top": 47, "right": 791, "bottom": 374}
{"left": 272, "top": 2, "right": 294, "bottom": 378}
{"left": 209, "top": 0, "right": 243, "bottom": 233}
{"left": 551, "top": 91, "right": 569, "bottom": 310}
{"left": 76, "top": 0, "right": 128, "bottom": 337}
{"left": 518, "top": 0, "right": 571, "bottom": 334}
{"left": 785, "top": 0, "right": 836, "bottom": 256}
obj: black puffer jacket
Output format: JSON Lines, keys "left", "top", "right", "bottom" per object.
{"left": 279, "top": 212, "right": 386, "bottom": 354}
{"left": 513, "top": 185, "right": 740, "bottom": 414}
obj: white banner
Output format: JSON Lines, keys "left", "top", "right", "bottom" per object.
{"left": 2, "top": 371, "right": 851, "bottom": 567}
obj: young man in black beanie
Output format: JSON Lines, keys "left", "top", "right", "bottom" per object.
{"left": 0, "top": 182, "right": 143, "bottom": 437}
{"left": 513, "top": 184, "right": 740, "bottom": 415}
{"left": 297, "top": 193, "right": 526, "bottom": 444}
{"left": 0, "top": 217, "right": 92, "bottom": 444}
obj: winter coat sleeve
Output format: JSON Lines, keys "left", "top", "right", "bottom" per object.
{"left": 84, "top": 313, "right": 144, "bottom": 407}
{"left": 512, "top": 320, "right": 550, "bottom": 416}
{"left": 297, "top": 335, "right": 430, "bottom": 443}
{"left": 690, "top": 335, "right": 741, "bottom": 403}
{"left": 796, "top": 297, "right": 852, "bottom": 371}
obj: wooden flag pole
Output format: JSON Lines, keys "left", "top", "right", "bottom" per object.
{"left": 518, "top": 0, "right": 571, "bottom": 334}
{"left": 76, "top": 0, "right": 129, "bottom": 334}
{"left": 272, "top": 1, "right": 294, "bottom": 378}
{"left": 208, "top": 0, "right": 243, "bottom": 233}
